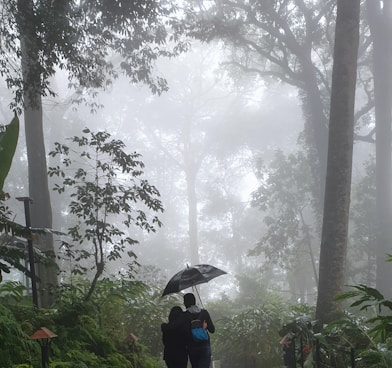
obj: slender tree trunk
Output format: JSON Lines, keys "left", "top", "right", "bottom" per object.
{"left": 187, "top": 173, "right": 199, "bottom": 265}
{"left": 316, "top": 0, "right": 360, "bottom": 325}
{"left": 299, "top": 211, "right": 318, "bottom": 286}
{"left": 184, "top": 122, "right": 200, "bottom": 265}
{"left": 367, "top": 0, "right": 392, "bottom": 298}
{"left": 17, "top": 0, "right": 58, "bottom": 308}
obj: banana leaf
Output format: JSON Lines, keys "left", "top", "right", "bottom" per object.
{"left": 0, "top": 115, "right": 19, "bottom": 193}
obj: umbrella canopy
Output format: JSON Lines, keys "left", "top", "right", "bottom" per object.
{"left": 162, "top": 264, "right": 227, "bottom": 297}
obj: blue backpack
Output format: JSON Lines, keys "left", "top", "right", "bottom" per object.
{"left": 191, "top": 313, "right": 209, "bottom": 342}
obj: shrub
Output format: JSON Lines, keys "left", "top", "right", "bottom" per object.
{"left": 0, "top": 304, "right": 39, "bottom": 367}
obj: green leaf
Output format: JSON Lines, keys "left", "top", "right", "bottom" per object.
{"left": 0, "top": 116, "right": 19, "bottom": 192}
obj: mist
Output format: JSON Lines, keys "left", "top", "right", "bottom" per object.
{"left": 2, "top": 22, "right": 374, "bottom": 304}
{"left": 4, "top": 40, "right": 310, "bottom": 301}
{"left": 0, "top": 1, "right": 387, "bottom": 367}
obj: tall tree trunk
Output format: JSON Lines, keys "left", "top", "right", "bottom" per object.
{"left": 184, "top": 121, "right": 200, "bottom": 265}
{"left": 367, "top": 0, "right": 392, "bottom": 298}
{"left": 187, "top": 170, "right": 199, "bottom": 265}
{"left": 316, "top": 0, "right": 360, "bottom": 325}
{"left": 17, "top": 0, "right": 58, "bottom": 308}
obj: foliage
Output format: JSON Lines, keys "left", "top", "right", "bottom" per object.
{"left": 50, "top": 275, "right": 173, "bottom": 362}
{"left": 0, "top": 116, "right": 22, "bottom": 281}
{"left": 0, "top": 275, "right": 167, "bottom": 367}
{"left": 0, "top": 280, "right": 25, "bottom": 302}
{"left": 1, "top": 0, "right": 188, "bottom": 110}
{"left": 250, "top": 150, "right": 318, "bottom": 301}
{"left": 348, "top": 157, "right": 376, "bottom": 284}
{"left": 50, "top": 280, "right": 165, "bottom": 368}
{"left": 307, "top": 312, "right": 363, "bottom": 367}
{"left": 11, "top": 275, "right": 392, "bottom": 368}
{"left": 0, "top": 208, "right": 63, "bottom": 283}
{"left": 181, "top": 0, "right": 335, "bottom": 88}
{"left": 211, "top": 293, "right": 392, "bottom": 368}
{"left": 234, "top": 271, "right": 270, "bottom": 308}
{"left": 0, "top": 223, "right": 63, "bottom": 284}
{"left": 0, "top": 232, "right": 28, "bottom": 282}
{"left": 212, "top": 300, "right": 305, "bottom": 368}
{"left": 180, "top": 0, "right": 338, "bottom": 207}
{"left": 0, "top": 113, "right": 63, "bottom": 284}
{"left": 337, "top": 284, "right": 392, "bottom": 342}
{"left": 316, "top": 282, "right": 392, "bottom": 367}
{"left": 0, "top": 115, "right": 19, "bottom": 193}
{"left": 250, "top": 150, "right": 315, "bottom": 259}
{"left": 0, "top": 304, "right": 39, "bottom": 367}
{"left": 272, "top": 304, "right": 367, "bottom": 368}
{"left": 48, "top": 128, "right": 163, "bottom": 301}
{"left": 181, "top": 0, "right": 373, "bottom": 201}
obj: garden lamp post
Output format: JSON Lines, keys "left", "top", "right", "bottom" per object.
{"left": 30, "top": 327, "right": 57, "bottom": 368}
{"left": 16, "top": 196, "right": 39, "bottom": 309}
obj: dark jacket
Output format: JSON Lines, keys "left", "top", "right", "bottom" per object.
{"left": 161, "top": 315, "right": 188, "bottom": 368}
{"left": 185, "top": 307, "right": 215, "bottom": 348}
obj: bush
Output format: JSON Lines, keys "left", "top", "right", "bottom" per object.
{"left": 0, "top": 279, "right": 172, "bottom": 368}
{"left": 212, "top": 301, "right": 292, "bottom": 368}
{"left": 49, "top": 363, "right": 72, "bottom": 368}
{"left": 0, "top": 304, "right": 39, "bottom": 367}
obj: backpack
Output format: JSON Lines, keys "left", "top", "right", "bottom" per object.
{"left": 191, "top": 313, "right": 209, "bottom": 342}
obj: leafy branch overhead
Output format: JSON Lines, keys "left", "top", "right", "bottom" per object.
{"left": 2, "top": 0, "right": 188, "bottom": 109}
{"left": 0, "top": 116, "right": 19, "bottom": 194}
{"left": 0, "top": 216, "right": 63, "bottom": 282}
{"left": 49, "top": 128, "right": 164, "bottom": 301}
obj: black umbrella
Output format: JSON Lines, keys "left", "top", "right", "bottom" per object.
{"left": 162, "top": 264, "right": 227, "bottom": 297}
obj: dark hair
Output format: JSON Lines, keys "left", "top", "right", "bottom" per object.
{"left": 183, "top": 293, "right": 196, "bottom": 308}
{"left": 168, "top": 306, "right": 183, "bottom": 323}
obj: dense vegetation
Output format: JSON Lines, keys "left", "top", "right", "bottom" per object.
{"left": 3, "top": 276, "right": 392, "bottom": 367}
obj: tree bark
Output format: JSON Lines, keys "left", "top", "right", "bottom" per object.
{"left": 316, "top": 0, "right": 360, "bottom": 325}
{"left": 17, "top": 0, "right": 58, "bottom": 308}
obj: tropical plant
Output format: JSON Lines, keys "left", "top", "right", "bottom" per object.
{"left": 0, "top": 115, "right": 25, "bottom": 282}
{"left": 0, "top": 274, "right": 181, "bottom": 367}
{"left": 0, "top": 304, "right": 39, "bottom": 367}
{"left": 0, "top": 280, "right": 25, "bottom": 302}
{"left": 48, "top": 128, "right": 164, "bottom": 302}
{"left": 322, "top": 281, "right": 392, "bottom": 367}
{"left": 0, "top": 115, "right": 19, "bottom": 194}
{"left": 0, "top": 228, "right": 28, "bottom": 282}
{"left": 337, "top": 284, "right": 392, "bottom": 342}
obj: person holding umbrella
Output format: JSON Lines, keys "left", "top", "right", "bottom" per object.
{"left": 161, "top": 264, "right": 225, "bottom": 368}
{"left": 162, "top": 264, "right": 227, "bottom": 298}
{"left": 184, "top": 293, "right": 215, "bottom": 368}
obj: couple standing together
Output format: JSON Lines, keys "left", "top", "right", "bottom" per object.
{"left": 161, "top": 293, "right": 215, "bottom": 368}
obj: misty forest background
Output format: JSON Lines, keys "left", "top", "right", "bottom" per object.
{"left": 1, "top": 0, "right": 392, "bottom": 367}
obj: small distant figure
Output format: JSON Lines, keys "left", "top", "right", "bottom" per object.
{"left": 126, "top": 332, "right": 138, "bottom": 353}
{"left": 280, "top": 334, "right": 296, "bottom": 368}
{"left": 184, "top": 292, "right": 215, "bottom": 368}
{"left": 161, "top": 306, "right": 188, "bottom": 368}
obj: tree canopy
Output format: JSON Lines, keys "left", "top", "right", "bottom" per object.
{"left": 1, "top": 0, "right": 186, "bottom": 109}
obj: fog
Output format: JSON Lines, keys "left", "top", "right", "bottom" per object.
{"left": 1, "top": 7, "right": 376, "bottom": 307}
{"left": 3, "top": 2, "right": 391, "bottom": 367}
